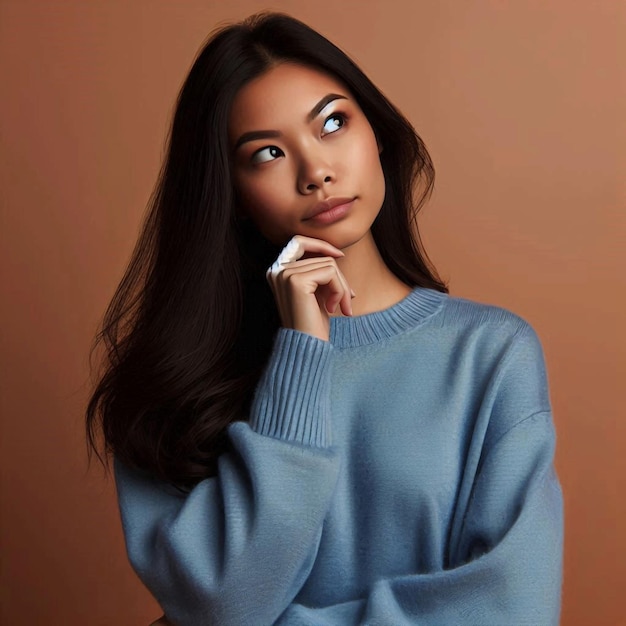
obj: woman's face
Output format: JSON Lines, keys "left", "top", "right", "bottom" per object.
{"left": 228, "top": 62, "right": 385, "bottom": 250}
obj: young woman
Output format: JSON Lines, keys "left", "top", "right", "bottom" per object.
{"left": 86, "top": 11, "right": 563, "bottom": 625}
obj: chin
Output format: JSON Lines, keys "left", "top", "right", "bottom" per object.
{"left": 308, "top": 223, "right": 373, "bottom": 253}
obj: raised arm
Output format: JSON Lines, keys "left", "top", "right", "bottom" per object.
{"left": 116, "top": 235, "right": 355, "bottom": 625}
{"left": 115, "top": 329, "right": 340, "bottom": 626}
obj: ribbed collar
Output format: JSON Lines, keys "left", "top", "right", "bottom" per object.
{"left": 329, "top": 286, "right": 446, "bottom": 348}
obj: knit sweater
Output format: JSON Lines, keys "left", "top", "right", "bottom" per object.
{"left": 114, "top": 286, "right": 563, "bottom": 625}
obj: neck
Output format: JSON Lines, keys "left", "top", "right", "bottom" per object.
{"left": 331, "top": 230, "right": 412, "bottom": 317}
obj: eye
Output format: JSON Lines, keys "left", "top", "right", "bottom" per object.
{"left": 322, "top": 112, "right": 347, "bottom": 135}
{"left": 251, "top": 145, "right": 284, "bottom": 164}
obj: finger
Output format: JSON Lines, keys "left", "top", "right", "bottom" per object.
{"left": 268, "top": 259, "right": 342, "bottom": 326}
{"left": 288, "top": 234, "right": 345, "bottom": 260}
{"left": 288, "top": 266, "right": 347, "bottom": 315}
{"left": 265, "top": 266, "right": 293, "bottom": 327}
{"left": 278, "top": 256, "right": 337, "bottom": 268}
{"left": 276, "top": 258, "right": 338, "bottom": 311}
{"left": 336, "top": 267, "right": 354, "bottom": 316}
{"left": 267, "top": 235, "right": 344, "bottom": 279}
{"left": 281, "top": 258, "right": 353, "bottom": 316}
{"left": 319, "top": 263, "right": 352, "bottom": 316}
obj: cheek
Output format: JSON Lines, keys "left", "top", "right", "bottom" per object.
{"left": 236, "top": 174, "right": 284, "bottom": 219}
{"left": 349, "top": 131, "right": 385, "bottom": 191}
{"left": 234, "top": 173, "right": 294, "bottom": 243}
{"left": 347, "top": 123, "right": 381, "bottom": 165}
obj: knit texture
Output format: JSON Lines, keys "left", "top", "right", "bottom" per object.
{"left": 114, "top": 286, "right": 563, "bottom": 625}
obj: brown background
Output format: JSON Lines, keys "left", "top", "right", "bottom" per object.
{"left": 1, "top": 1, "right": 624, "bottom": 624}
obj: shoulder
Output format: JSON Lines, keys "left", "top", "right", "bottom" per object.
{"left": 438, "top": 290, "right": 532, "bottom": 332}
{"left": 430, "top": 292, "right": 554, "bottom": 444}
{"left": 432, "top": 290, "right": 544, "bottom": 351}
{"left": 421, "top": 289, "right": 549, "bottom": 392}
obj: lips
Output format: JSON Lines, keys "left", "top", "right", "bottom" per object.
{"left": 304, "top": 196, "right": 356, "bottom": 220}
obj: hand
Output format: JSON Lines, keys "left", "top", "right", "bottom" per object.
{"left": 266, "top": 235, "right": 355, "bottom": 342}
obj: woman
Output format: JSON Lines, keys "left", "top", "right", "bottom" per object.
{"left": 86, "top": 11, "right": 563, "bottom": 625}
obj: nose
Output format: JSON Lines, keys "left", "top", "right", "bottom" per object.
{"left": 297, "top": 148, "right": 336, "bottom": 194}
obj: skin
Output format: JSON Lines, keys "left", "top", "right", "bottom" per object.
{"left": 228, "top": 62, "right": 412, "bottom": 319}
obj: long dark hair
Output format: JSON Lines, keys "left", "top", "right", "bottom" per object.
{"left": 85, "top": 11, "right": 448, "bottom": 491}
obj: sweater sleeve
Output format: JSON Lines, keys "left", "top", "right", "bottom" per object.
{"left": 275, "top": 323, "right": 564, "bottom": 626}
{"left": 113, "top": 328, "right": 341, "bottom": 626}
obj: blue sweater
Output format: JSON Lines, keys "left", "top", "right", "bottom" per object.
{"left": 114, "top": 286, "right": 563, "bottom": 625}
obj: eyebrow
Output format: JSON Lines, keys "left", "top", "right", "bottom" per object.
{"left": 233, "top": 93, "right": 348, "bottom": 151}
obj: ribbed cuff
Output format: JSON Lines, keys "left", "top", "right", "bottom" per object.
{"left": 248, "top": 328, "right": 334, "bottom": 447}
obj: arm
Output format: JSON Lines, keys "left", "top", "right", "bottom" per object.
{"left": 114, "top": 328, "right": 341, "bottom": 626}
{"left": 117, "top": 234, "right": 352, "bottom": 625}
{"left": 276, "top": 324, "right": 564, "bottom": 626}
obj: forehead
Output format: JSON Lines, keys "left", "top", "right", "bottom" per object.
{"left": 228, "top": 63, "right": 350, "bottom": 134}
